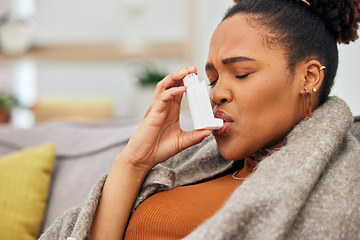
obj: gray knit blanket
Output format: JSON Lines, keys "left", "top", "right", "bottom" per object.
{"left": 39, "top": 97, "right": 360, "bottom": 240}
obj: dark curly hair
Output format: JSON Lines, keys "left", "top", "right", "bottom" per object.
{"left": 223, "top": 0, "right": 360, "bottom": 105}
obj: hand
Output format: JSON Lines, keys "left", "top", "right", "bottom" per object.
{"left": 121, "top": 67, "right": 211, "bottom": 172}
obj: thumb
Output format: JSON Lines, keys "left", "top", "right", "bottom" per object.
{"left": 179, "top": 129, "right": 212, "bottom": 152}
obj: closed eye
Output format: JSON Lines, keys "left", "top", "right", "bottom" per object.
{"left": 208, "top": 73, "right": 251, "bottom": 86}
{"left": 236, "top": 73, "right": 251, "bottom": 79}
{"left": 208, "top": 80, "right": 217, "bottom": 86}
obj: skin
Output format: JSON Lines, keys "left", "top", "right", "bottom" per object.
{"left": 89, "top": 13, "right": 325, "bottom": 240}
{"left": 207, "top": 14, "right": 324, "bottom": 160}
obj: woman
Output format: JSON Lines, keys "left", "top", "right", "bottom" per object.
{"left": 40, "top": 0, "right": 360, "bottom": 239}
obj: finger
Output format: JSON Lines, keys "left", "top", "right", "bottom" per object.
{"left": 144, "top": 67, "right": 196, "bottom": 118}
{"left": 151, "top": 67, "right": 187, "bottom": 98}
{"left": 144, "top": 86, "right": 185, "bottom": 120}
{"left": 146, "top": 68, "right": 190, "bottom": 116}
{"left": 161, "top": 66, "right": 197, "bottom": 90}
{"left": 146, "top": 83, "right": 186, "bottom": 117}
{"left": 160, "top": 86, "right": 186, "bottom": 102}
{"left": 178, "top": 129, "right": 212, "bottom": 152}
{"left": 150, "top": 86, "right": 186, "bottom": 116}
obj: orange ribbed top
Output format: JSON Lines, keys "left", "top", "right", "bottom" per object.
{"left": 124, "top": 158, "right": 257, "bottom": 240}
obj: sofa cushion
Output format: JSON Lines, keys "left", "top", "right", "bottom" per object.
{"left": 0, "top": 143, "right": 55, "bottom": 240}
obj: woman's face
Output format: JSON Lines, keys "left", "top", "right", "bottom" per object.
{"left": 207, "top": 14, "right": 304, "bottom": 160}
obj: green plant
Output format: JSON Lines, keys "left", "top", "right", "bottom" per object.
{"left": 137, "top": 65, "right": 168, "bottom": 86}
{"left": 0, "top": 92, "right": 17, "bottom": 110}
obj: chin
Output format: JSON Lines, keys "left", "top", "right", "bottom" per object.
{"left": 215, "top": 140, "right": 246, "bottom": 161}
{"left": 215, "top": 135, "right": 261, "bottom": 161}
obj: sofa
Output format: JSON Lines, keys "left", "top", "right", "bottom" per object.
{"left": 0, "top": 114, "right": 195, "bottom": 240}
{"left": 0, "top": 114, "right": 359, "bottom": 240}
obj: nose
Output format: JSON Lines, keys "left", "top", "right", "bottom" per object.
{"left": 210, "top": 79, "right": 233, "bottom": 106}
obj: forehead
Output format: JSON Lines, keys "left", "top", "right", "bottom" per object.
{"left": 208, "top": 14, "right": 283, "bottom": 63}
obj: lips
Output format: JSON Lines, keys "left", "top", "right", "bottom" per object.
{"left": 212, "top": 111, "right": 233, "bottom": 136}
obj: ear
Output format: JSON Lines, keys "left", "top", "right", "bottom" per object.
{"left": 301, "top": 60, "right": 325, "bottom": 95}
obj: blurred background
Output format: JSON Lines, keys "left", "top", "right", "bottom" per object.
{"left": 0, "top": 0, "right": 359, "bottom": 128}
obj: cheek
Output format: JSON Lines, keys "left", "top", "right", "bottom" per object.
{"left": 227, "top": 79, "right": 299, "bottom": 158}
{"left": 246, "top": 85, "right": 299, "bottom": 147}
{"left": 231, "top": 81, "right": 279, "bottom": 120}
{"left": 242, "top": 73, "right": 297, "bottom": 117}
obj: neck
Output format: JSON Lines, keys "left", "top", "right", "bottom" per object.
{"left": 234, "top": 157, "right": 259, "bottom": 179}
{"left": 250, "top": 141, "right": 284, "bottom": 162}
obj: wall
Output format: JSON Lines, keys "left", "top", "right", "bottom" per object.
{"left": 0, "top": 0, "right": 10, "bottom": 17}
{"left": 18, "top": 0, "right": 190, "bottom": 120}
{"left": 332, "top": 38, "right": 360, "bottom": 115}
{"left": 35, "top": 0, "right": 187, "bottom": 45}
{"left": 36, "top": 58, "right": 186, "bottom": 119}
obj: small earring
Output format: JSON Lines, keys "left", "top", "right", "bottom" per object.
{"left": 319, "top": 66, "right": 326, "bottom": 72}
{"left": 304, "top": 87, "right": 310, "bottom": 94}
{"left": 312, "top": 87, "right": 317, "bottom": 92}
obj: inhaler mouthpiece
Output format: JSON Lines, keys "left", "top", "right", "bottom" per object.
{"left": 183, "top": 73, "right": 223, "bottom": 130}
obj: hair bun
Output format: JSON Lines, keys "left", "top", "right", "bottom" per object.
{"left": 309, "top": 0, "right": 360, "bottom": 43}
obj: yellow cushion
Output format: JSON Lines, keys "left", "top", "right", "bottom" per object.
{"left": 0, "top": 143, "right": 55, "bottom": 240}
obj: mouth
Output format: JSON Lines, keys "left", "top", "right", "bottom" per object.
{"left": 212, "top": 111, "right": 233, "bottom": 136}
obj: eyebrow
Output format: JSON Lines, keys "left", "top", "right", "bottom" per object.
{"left": 205, "top": 56, "right": 255, "bottom": 71}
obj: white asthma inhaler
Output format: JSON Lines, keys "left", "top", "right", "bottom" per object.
{"left": 183, "top": 73, "right": 223, "bottom": 130}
